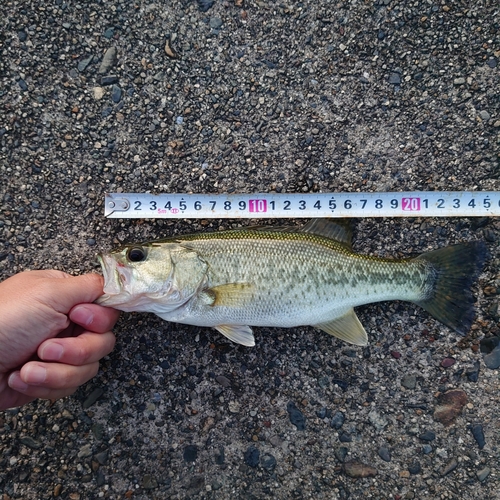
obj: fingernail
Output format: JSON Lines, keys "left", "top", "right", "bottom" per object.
{"left": 24, "top": 365, "right": 47, "bottom": 385}
{"left": 70, "top": 305, "right": 94, "bottom": 327}
{"left": 8, "top": 372, "right": 29, "bottom": 392}
{"left": 40, "top": 342, "right": 64, "bottom": 361}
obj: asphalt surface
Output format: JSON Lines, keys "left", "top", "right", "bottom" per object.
{"left": 1, "top": 0, "right": 499, "bottom": 499}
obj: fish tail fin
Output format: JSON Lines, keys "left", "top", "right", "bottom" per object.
{"left": 414, "top": 241, "right": 487, "bottom": 335}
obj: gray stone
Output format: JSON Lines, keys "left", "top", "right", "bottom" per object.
{"left": 368, "top": 410, "right": 388, "bottom": 432}
{"left": 83, "top": 388, "right": 104, "bottom": 409}
{"left": 209, "top": 18, "right": 223, "bottom": 30}
{"left": 477, "top": 467, "right": 490, "bottom": 482}
{"left": 483, "top": 345, "right": 500, "bottom": 369}
{"left": 401, "top": 374, "right": 417, "bottom": 389}
{"left": 479, "top": 110, "right": 491, "bottom": 121}
{"left": 78, "top": 55, "right": 93, "bottom": 73}
{"left": 378, "top": 446, "right": 391, "bottom": 462}
{"left": 99, "top": 47, "right": 118, "bottom": 74}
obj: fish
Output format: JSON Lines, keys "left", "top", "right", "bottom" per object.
{"left": 96, "top": 219, "right": 487, "bottom": 347}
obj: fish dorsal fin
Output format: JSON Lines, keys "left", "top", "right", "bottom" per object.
{"left": 215, "top": 324, "right": 255, "bottom": 346}
{"left": 201, "top": 282, "right": 255, "bottom": 307}
{"left": 301, "top": 219, "right": 352, "bottom": 248}
{"left": 314, "top": 309, "right": 368, "bottom": 346}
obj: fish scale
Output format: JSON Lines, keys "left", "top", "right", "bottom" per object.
{"left": 97, "top": 219, "right": 486, "bottom": 347}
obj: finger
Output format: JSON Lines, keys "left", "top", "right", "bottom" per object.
{"left": 69, "top": 304, "right": 120, "bottom": 333}
{"left": 14, "top": 360, "right": 100, "bottom": 390}
{"left": 46, "top": 274, "right": 105, "bottom": 313}
{"left": 7, "top": 372, "right": 79, "bottom": 401}
{"left": 38, "top": 331, "right": 116, "bottom": 365}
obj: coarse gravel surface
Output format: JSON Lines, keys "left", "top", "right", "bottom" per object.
{"left": 1, "top": 0, "right": 499, "bottom": 499}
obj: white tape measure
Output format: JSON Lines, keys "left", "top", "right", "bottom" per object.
{"left": 104, "top": 192, "right": 500, "bottom": 218}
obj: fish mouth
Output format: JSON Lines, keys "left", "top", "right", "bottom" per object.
{"left": 96, "top": 253, "right": 126, "bottom": 305}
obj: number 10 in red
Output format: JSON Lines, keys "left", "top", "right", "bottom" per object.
{"left": 248, "top": 199, "right": 267, "bottom": 213}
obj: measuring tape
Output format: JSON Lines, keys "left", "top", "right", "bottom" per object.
{"left": 104, "top": 192, "right": 500, "bottom": 218}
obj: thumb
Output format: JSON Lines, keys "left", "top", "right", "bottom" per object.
{"left": 47, "top": 274, "right": 105, "bottom": 313}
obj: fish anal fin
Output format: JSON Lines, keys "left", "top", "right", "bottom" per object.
{"left": 215, "top": 324, "right": 255, "bottom": 347}
{"left": 204, "top": 282, "right": 254, "bottom": 307}
{"left": 314, "top": 309, "right": 368, "bottom": 346}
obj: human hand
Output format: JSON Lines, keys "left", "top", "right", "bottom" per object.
{"left": 0, "top": 270, "right": 119, "bottom": 410}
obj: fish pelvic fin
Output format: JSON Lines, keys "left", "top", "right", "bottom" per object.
{"left": 215, "top": 324, "right": 255, "bottom": 347}
{"left": 414, "top": 241, "right": 487, "bottom": 335}
{"left": 314, "top": 309, "right": 368, "bottom": 346}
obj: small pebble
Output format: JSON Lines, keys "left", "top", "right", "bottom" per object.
{"left": 335, "top": 446, "right": 348, "bottom": 462}
{"left": 477, "top": 467, "right": 490, "bottom": 482}
{"left": 197, "top": 0, "right": 214, "bottom": 12}
{"left": 440, "top": 457, "right": 458, "bottom": 476}
{"left": 215, "top": 375, "right": 231, "bottom": 387}
{"left": 480, "top": 336, "right": 500, "bottom": 354}
{"left": 369, "top": 410, "right": 388, "bottom": 432}
{"left": 344, "top": 461, "right": 377, "bottom": 478}
{"left": 101, "top": 76, "right": 119, "bottom": 86}
{"left": 470, "top": 424, "right": 486, "bottom": 449}
{"left": 260, "top": 454, "right": 276, "bottom": 471}
{"left": 339, "top": 433, "right": 352, "bottom": 443}
{"left": 433, "top": 389, "right": 467, "bottom": 426}
{"left": 486, "top": 57, "right": 497, "bottom": 68}
{"left": 244, "top": 446, "right": 259, "bottom": 468}
{"left": 408, "top": 461, "right": 421, "bottom": 475}
{"left": 479, "top": 110, "right": 490, "bottom": 121}
{"left": 183, "top": 445, "right": 198, "bottom": 462}
{"left": 483, "top": 345, "right": 500, "bottom": 369}
{"left": 209, "top": 17, "right": 223, "bottom": 30}
{"left": 83, "top": 388, "right": 104, "bottom": 409}
{"left": 422, "top": 444, "right": 433, "bottom": 454}
{"left": 388, "top": 72, "right": 401, "bottom": 85}
{"left": 378, "top": 446, "right": 391, "bottom": 462}
{"left": 315, "top": 407, "right": 327, "bottom": 419}
{"left": 330, "top": 411, "right": 345, "bottom": 430}
{"left": 78, "top": 55, "right": 93, "bottom": 73}
{"left": 93, "top": 87, "right": 106, "bottom": 100}
{"left": 441, "top": 357, "right": 455, "bottom": 368}
{"left": 142, "top": 474, "right": 158, "bottom": 490}
{"left": 466, "top": 361, "right": 480, "bottom": 382}
{"left": 99, "top": 47, "right": 118, "bottom": 74}
{"left": 111, "top": 85, "right": 122, "bottom": 103}
{"left": 18, "top": 79, "right": 28, "bottom": 91}
{"left": 419, "top": 430, "right": 436, "bottom": 441}
{"left": 20, "top": 436, "right": 42, "bottom": 449}
{"left": 94, "top": 451, "right": 108, "bottom": 465}
{"left": 287, "top": 401, "right": 306, "bottom": 430}
{"left": 78, "top": 444, "right": 92, "bottom": 458}
{"left": 401, "top": 374, "right": 417, "bottom": 389}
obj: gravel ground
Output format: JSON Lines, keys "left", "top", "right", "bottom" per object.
{"left": 1, "top": 0, "right": 499, "bottom": 499}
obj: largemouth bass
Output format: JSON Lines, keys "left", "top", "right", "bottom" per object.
{"left": 97, "top": 219, "right": 486, "bottom": 346}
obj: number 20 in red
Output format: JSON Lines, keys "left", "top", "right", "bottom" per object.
{"left": 402, "top": 197, "right": 421, "bottom": 211}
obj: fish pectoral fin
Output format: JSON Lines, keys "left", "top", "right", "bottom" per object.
{"left": 202, "top": 282, "right": 254, "bottom": 307}
{"left": 314, "top": 309, "right": 368, "bottom": 346}
{"left": 215, "top": 324, "right": 255, "bottom": 347}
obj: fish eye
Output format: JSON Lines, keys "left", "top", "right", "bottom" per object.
{"left": 127, "top": 246, "right": 147, "bottom": 262}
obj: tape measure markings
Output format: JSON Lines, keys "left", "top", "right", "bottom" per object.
{"left": 105, "top": 192, "right": 500, "bottom": 218}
